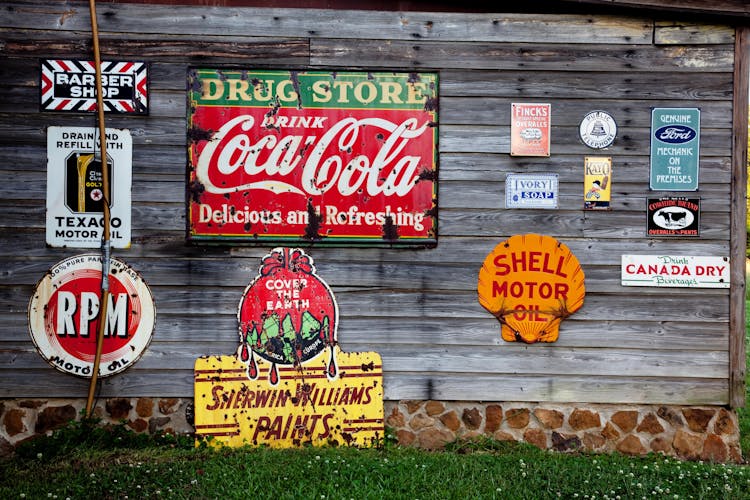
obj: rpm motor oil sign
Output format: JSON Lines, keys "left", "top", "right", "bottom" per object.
{"left": 28, "top": 254, "right": 155, "bottom": 378}
{"left": 194, "top": 248, "right": 384, "bottom": 448}
{"left": 187, "top": 69, "right": 438, "bottom": 246}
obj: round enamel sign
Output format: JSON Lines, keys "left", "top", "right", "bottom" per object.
{"left": 28, "top": 254, "right": 155, "bottom": 378}
{"left": 579, "top": 110, "right": 617, "bottom": 149}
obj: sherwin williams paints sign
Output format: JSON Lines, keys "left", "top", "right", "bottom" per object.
{"left": 187, "top": 69, "right": 438, "bottom": 246}
{"left": 649, "top": 108, "right": 700, "bottom": 191}
{"left": 194, "top": 248, "right": 383, "bottom": 448}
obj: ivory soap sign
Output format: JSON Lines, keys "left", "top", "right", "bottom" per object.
{"left": 621, "top": 255, "right": 729, "bottom": 288}
{"left": 46, "top": 127, "right": 132, "bottom": 248}
{"left": 194, "top": 248, "right": 384, "bottom": 448}
{"left": 187, "top": 69, "right": 438, "bottom": 246}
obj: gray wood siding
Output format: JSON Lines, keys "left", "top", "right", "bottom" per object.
{"left": 0, "top": 1, "right": 741, "bottom": 405}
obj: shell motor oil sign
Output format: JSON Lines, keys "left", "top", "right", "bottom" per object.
{"left": 28, "top": 254, "right": 155, "bottom": 378}
{"left": 478, "top": 234, "right": 585, "bottom": 344}
{"left": 194, "top": 248, "right": 383, "bottom": 448}
{"left": 187, "top": 69, "right": 438, "bottom": 246}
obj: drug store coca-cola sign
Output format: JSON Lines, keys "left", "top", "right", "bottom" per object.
{"left": 187, "top": 69, "right": 438, "bottom": 246}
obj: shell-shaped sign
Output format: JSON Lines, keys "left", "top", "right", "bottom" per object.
{"left": 478, "top": 234, "right": 585, "bottom": 343}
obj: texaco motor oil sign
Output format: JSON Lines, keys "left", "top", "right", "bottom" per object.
{"left": 46, "top": 127, "right": 132, "bottom": 248}
{"left": 28, "top": 254, "right": 155, "bottom": 377}
{"left": 194, "top": 248, "right": 383, "bottom": 448}
{"left": 187, "top": 69, "right": 438, "bottom": 246}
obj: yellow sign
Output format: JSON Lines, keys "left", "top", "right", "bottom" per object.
{"left": 194, "top": 347, "right": 383, "bottom": 448}
{"left": 584, "top": 156, "right": 612, "bottom": 210}
{"left": 478, "top": 234, "right": 585, "bottom": 343}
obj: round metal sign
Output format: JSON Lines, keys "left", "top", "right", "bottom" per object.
{"left": 28, "top": 253, "right": 155, "bottom": 378}
{"left": 579, "top": 110, "right": 617, "bottom": 149}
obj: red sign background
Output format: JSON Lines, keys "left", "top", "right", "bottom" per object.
{"left": 188, "top": 70, "right": 438, "bottom": 245}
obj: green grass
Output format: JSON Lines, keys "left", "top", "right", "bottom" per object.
{"left": 0, "top": 420, "right": 748, "bottom": 499}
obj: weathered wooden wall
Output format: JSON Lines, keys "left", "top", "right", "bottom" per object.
{"left": 0, "top": 1, "right": 743, "bottom": 405}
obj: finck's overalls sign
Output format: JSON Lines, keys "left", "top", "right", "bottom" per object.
{"left": 187, "top": 70, "right": 438, "bottom": 246}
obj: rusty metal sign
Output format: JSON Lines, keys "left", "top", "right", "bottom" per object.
{"left": 622, "top": 254, "right": 728, "bottom": 288}
{"left": 647, "top": 197, "right": 700, "bottom": 237}
{"left": 194, "top": 248, "right": 383, "bottom": 448}
{"left": 510, "top": 103, "right": 550, "bottom": 157}
{"left": 584, "top": 156, "right": 612, "bottom": 210}
{"left": 187, "top": 69, "right": 438, "bottom": 246}
{"left": 478, "top": 234, "right": 585, "bottom": 343}
{"left": 40, "top": 59, "right": 148, "bottom": 114}
{"left": 28, "top": 254, "right": 155, "bottom": 378}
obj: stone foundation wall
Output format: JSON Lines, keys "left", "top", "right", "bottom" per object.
{"left": 384, "top": 401, "right": 743, "bottom": 463}
{"left": 0, "top": 398, "right": 743, "bottom": 463}
{"left": 0, "top": 398, "right": 194, "bottom": 456}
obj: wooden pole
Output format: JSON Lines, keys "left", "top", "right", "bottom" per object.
{"left": 85, "top": 0, "right": 112, "bottom": 418}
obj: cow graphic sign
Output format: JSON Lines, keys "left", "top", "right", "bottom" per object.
{"left": 187, "top": 69, "right": 438, "bottom": 246}
{"left": 194, "top": 248, "right": 384, "bottom": 448}
{"left": 647, "top": 197, "right": 700, "bottom": 237}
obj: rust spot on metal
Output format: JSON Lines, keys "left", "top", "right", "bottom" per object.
{"left": 289, "top": 70, "right": 304, "bottom": 109}
{"left": 188, "top": 179, "right": 205, "bottom": 204}
{"left": 382, "top": 215, "right": 399, "bottom": 241}
{"left": 303, "top": 199, "right": 323, "bottom": 240}
{"left": 187, "top": 126, "right": 213, "bottom": 143}
{"left": 361, "top": 361, "right": 375, "bottom": 372}
{"left": 424, "top": 96, "right": 438, "bottom": 112}
{"left": 416, "top": 168, "right": 435, "bottom": 183}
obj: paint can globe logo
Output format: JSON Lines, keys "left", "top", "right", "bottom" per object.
{"left": 237, "top": 248, "right": 338, "bottom": 385}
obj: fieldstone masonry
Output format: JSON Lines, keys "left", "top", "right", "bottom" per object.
{"left": 0, "top": 398, "right": 743, "bottom": 463}
{"left": 383, "top": 401, "right": 743, "bottom": 463}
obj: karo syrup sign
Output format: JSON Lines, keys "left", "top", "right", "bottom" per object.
{"left": 28, "top": 254, "right": 155, "bottom": 378}
{"left": 187, "top": 69, "right": 438, "bottom": 246}
{"left": 194, "top": 248, "right": 383, "bottom": 448}
{"left": 41, "top": 59, "right": 148, "bottom": 114}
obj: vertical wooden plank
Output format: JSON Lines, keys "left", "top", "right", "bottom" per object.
{"left": 730, "top": 26, "right": 749, "bottom": 408}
